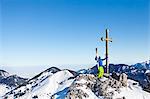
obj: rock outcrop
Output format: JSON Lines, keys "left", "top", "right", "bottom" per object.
{"left": 119, "top": 73, "right": 128, "bottom": 87}
{"left": 67, "top": 73, "right": 128, "bottom": 99}
{"left": 67, "top": 74, "right": 96, "bottom": 99}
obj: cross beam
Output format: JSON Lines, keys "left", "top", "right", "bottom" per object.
{"left": 101, "top": 29, "right": 112, "bottom": 74}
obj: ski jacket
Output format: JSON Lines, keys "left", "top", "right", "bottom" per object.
{"left": 95, "top": 56, "right": 106, "bottom": 66}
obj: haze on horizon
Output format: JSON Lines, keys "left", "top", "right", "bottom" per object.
{"left": 0, "top": 0, "right": 149, "bottom": 67}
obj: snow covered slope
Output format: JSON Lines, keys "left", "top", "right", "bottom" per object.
{"left": 113, "top": 79, "right": 150, "bottom": 99}
{"left": 0, "top": 84, "right": 11, "bottom": 97}
{"left": 0, "top": 69, "right": 28, "bottom": 98}
{"left": 3, "top": 69, "right": 74, "bottom": 99}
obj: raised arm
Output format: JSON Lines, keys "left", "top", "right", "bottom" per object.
{"left": 102, "top": 56, "right": 108, "bottom": 61}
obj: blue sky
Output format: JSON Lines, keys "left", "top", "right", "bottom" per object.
{"left": 0, "top": 0, "right": 149, "bottom": 67}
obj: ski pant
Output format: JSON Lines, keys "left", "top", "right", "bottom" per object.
{"left": 98, "top": 66, "right": 104, "bottom": 78}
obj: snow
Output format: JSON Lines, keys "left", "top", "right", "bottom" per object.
{"left": 54, "top": 79, "right": 74, "bottom": 98}
{"left": 30, "top": 70, "right": 74, "bottom": 98}
{"left": 77, "top": 85, "right": 98, "bottom": 99}
{"left": 75, "top": 78, "right": 88, "bottom": 84}
{"left": 5, "top": 70, "right": 74, "bottom": 99}
{"left": 0, "top": 84, "right": 11, "bottom": 98}
{"left": 99, "top": 76, "right": 108, "bottom": 82}
{"left": 145, "top": 70, "right": 150, "bottom": 74}
{"left": 113, "top": 80, "right": 150, "bottom": 99}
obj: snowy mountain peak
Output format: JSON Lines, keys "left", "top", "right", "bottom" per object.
{"left": 43, "top": 66, "right": 61, "bottom": 73}
{"left": 3, "top": 69, "right": 74, "bottom": 99}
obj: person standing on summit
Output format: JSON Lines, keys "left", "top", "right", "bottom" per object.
{"left": 95, "top": 56, "right": 106, "bottom": 78}
{"left": 95, "top": 48, "right": 106, "bottom": 78}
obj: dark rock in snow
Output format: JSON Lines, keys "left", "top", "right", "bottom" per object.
{"left": 119, "top": 73, "right": 128, "bottom": 87}
{"left": 0, "top": 70, "right": 9, "bottom": 77}
{"left": 0, "top": 75, "right": 28, "bottom": 87}
{"left": 44, "top": 67, "right": 61, "bottom": 73}
{"left": 32, "top": 95, "right": 38, "bottom": 99}
{"left": 112, "top": 72, "right": 120, "bottom": 81}
{"left": 65, "top": 69, "right": 78, "bottom": 77}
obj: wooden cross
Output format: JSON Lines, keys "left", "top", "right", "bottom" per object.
{"left": 101, "top": 29, "right": 112, "bottom": 74}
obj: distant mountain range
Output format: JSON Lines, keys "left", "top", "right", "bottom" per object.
{"left": 109, "top": 61, "right": 150, "bottom": 92}
{"left": 0, "top": 70, "right": 28, "bottom": 87}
